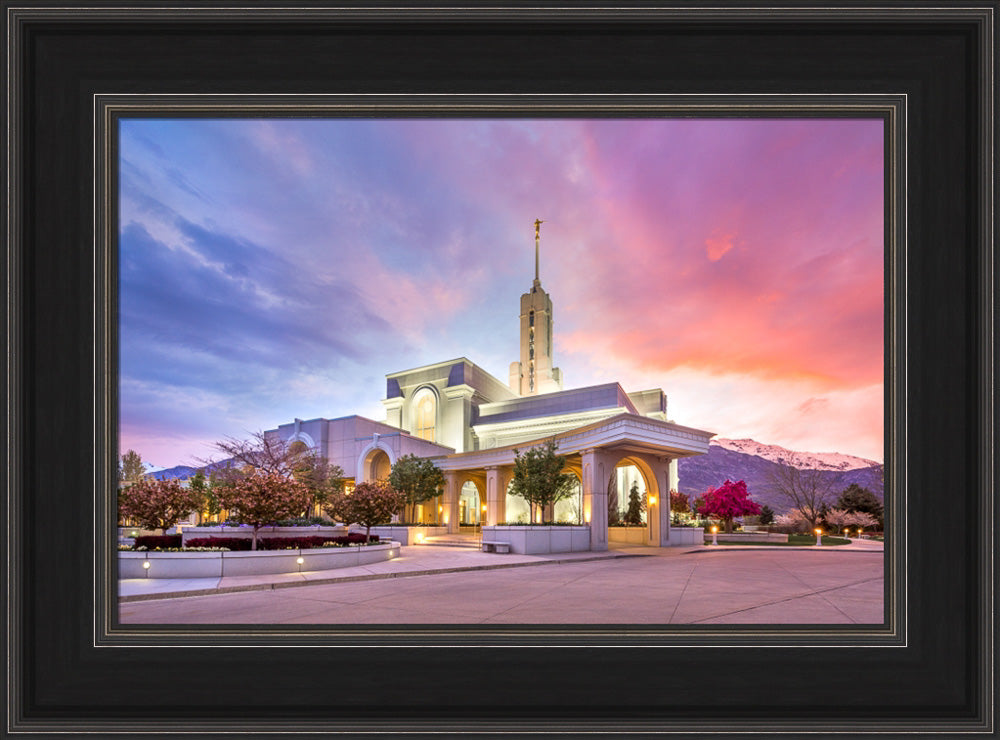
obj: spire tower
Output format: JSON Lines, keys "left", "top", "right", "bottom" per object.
{"left": 509, "top": 219, "right": 563, "bottom": 396}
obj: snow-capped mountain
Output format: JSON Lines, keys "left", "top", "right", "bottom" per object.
{"left": 711, "top": 438, "right": 879, "bottom": 472}
{"left": 676, "top": 438, "right": 883, "bottom": 514}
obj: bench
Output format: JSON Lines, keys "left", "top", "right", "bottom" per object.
{"left": 481, "top": 541, "right": 511, "bottom": 554}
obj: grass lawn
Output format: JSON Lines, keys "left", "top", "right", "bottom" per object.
{"left": 717, "top": 535, "right": 851, "bottom": 547}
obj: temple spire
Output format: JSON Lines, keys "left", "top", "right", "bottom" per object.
{"left": 534, "top": 218, "right": 544, "bottom": 283}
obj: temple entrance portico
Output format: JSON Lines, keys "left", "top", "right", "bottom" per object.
{"left": 434, "top": 413, "right": 713, "bottom": 549}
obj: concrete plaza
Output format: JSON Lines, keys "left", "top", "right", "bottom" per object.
{"left": 120, "top": 541, "right": 884, "bottom": 625}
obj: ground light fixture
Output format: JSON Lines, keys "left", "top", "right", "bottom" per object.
{"left": 415, "top": 532, "right": 425, "bottom": 544}
{"left": 711, "top": 525, "right": 718, "bottom": 546}
{"left": 296, "top": 556, "right": 304, "bottom": 572}
{"left": 815, "top": 527, "right": 823, "bottom": 546}
{"left": 142, "top": 560, "right": 150, "bottom": 578}
{"left": 648, "top": 496, "right": 657, "bottom": 505}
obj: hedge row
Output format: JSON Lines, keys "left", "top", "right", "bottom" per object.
{"left": 134, "top": 535, "right": 183, "bottom": 549}
{"left": 183, "top": 533, "right": 380, "bottom": 550}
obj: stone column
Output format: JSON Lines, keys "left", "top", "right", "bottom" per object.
{"left": 581, "top": 448, "right": 612, "bottom": 551}
{"left": 443, "top": 471, "right": 461, "bottom": 534}
{"left": 485, "top": 467, "right": 512, "bottom": 526}
{"left": 650, "top": 456, "right": 672, "bottom": 547}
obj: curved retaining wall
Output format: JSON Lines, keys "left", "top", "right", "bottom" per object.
{"left": 120, "top": 542, "right": 400, "bottom": 579}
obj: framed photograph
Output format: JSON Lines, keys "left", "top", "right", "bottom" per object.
{"left": 6, "top": 3, "right": 994, "bottom": 737}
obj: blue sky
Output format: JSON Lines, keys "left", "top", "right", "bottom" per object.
{"left": 119, "top": 118, "right": 884, "bottom": 468}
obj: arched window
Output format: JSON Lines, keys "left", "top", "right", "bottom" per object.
{"left": 414, "top": 389, "right": 436, "bottom": 442}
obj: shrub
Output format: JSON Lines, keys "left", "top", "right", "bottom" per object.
{"left": 134, "top": 534, "right": 182, "bottom": 549}
{"left": 184, "top": 537, "right": 252, "bottom": 550}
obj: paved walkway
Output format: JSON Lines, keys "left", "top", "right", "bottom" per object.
{"left": 119, "top": 541, "right": 884, "bottom": 625}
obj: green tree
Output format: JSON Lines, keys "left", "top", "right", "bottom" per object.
{"left": 326, "top": 480, "right": 406, "bottom": 543}
{"left": 118, "top": 449, "right": 145, "bottom": 485}
{"left": 508, "top": 438, "right": 576, "bottom": 523}
{"left": 118, "top": 477, "right": 203, "bottom": 534}
{"left": 387, "top": 454, "right": 445, "bottom": 523}
{"left": 188, "top": 469, "right": 216, "bottom": 522}
{"left": 623, "top": 481, "right": 645, "bottom": 525}
{"left": 291, "top": 446, "right": 345, "bottom": 518}
{"left": 836, "top": 483, "right": 884, "bottom": 527}
{"left": 759, "top": 504, "right": 775, "bottom": 525}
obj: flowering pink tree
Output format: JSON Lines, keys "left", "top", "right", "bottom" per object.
{"left": 118, "top": 477, "right": 205, "bottom": 534}
{"left": 215, "top": 470, "right": 311, "bottom": 549}
{"left": 326, "top": 480, "right": 406, "bottom": 543}
{"left": 700, "top": 479, "right": 761, "bottom": 533}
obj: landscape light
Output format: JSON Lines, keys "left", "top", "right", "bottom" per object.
{"left": 415, "top": 532, "right": 425, "bottom": 543}
{"left": 649, "top": 496, "right": 657, "bottom": 505}
{"left": 142, "top": 561, "right": 150, "bottom": 569}
{"left": 482, "top": 504, "right": 487, "bottom": 512}
{"left": 296, "top": 557, "right": 304, "bottom": 565}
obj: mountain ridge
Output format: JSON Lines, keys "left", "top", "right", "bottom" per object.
{"left": 145, "top": 437, "right": 883, "bottom": 516}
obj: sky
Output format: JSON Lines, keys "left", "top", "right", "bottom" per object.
{"left": 119, "top": 118, "right": 884, "bottom": 469}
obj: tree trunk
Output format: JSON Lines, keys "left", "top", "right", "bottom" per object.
{"left": 365, "top": 524, "right": 372, "bottom": 543}
{"left": 252, "top": 526, "right": 259, "bottom": 550}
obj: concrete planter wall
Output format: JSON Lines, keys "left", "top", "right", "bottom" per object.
{"left": 349, "top": 525, "right": 448, "bottom": 545}
{"left": 180, "top": 525, "right": 348, "bottom": 545}
{"left": 669, "top": 527, "right": 705, "bottom": 546}
{"left": 708, "top": 532, "right": 788, "bottom": 544}
{"left": 120, "top": 542, "right": 399, "bottom": 579}
{"left": 609, "top": 526, "right": 705, "bottom": 546}
{"left": 482, "top": 525, "right": 590, "bottom": 554}
{"left": 608, "top": 526, "right": 648, "bottom": 544}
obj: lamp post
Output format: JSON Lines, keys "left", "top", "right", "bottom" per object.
{"left": 711, "top": 525, "right": 718, "bottom": 546}
{"left": 815, "top": 527, "right": 823, "bottom": 546}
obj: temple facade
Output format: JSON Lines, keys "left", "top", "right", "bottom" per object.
{"left": 267, "top": 222, "right": 713, "bottom": 548}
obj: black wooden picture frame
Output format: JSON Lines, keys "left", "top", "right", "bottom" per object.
{"left": 5, "top": 3, "right": 995, "bottom": 736}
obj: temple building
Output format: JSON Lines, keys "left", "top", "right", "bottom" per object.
{"left": 267, "top": 222, "right": 713, "bottom": 549}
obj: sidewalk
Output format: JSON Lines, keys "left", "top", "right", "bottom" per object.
{"left": 119, "top": 539, "right": 883, "bottom": 603}
{"left": 118, "top": 545, "right": 637, "bottom": 602}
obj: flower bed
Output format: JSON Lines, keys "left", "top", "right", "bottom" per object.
{"left": 180, "top": 524, "right": 348, "bottom": 545}
{"left": 119, "top": 541, "right": 400, "bottom": 579}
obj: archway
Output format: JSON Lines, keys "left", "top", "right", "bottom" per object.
{"left": 459, "top": 479, "right": 486, "bottom": 525}
{"left": 504, "top": 479, "right": 530, "bottom": 524}
{"left": 553, "top": 474, "right": 583, "bottom": 524}
{"left": 356, "top": 437, "right": 397, "bottom": 484}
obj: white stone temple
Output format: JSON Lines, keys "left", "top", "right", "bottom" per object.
{"left": 267, "top": 222, "right": 713, "bottom": 549}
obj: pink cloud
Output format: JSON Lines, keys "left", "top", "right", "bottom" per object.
{"left": 704, "top": 230, "right": 737, "bottom": 261}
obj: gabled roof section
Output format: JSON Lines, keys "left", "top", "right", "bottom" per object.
{"left": 475, "top": 382, "right": 638, "bottom": 426}
{"left": 385, "top": 357, "right": 517, "bottom": 403}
